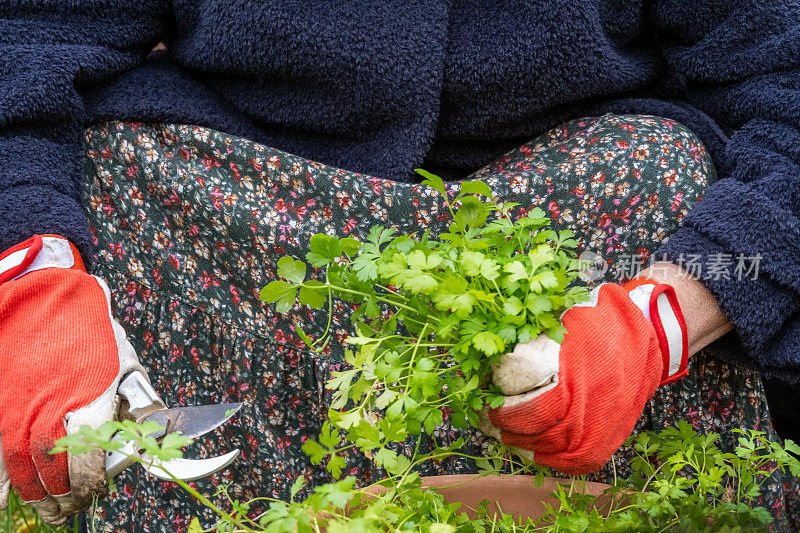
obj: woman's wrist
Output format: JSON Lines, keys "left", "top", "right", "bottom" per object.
{"left": 635, "top": 262, "right": 732, "bottom": 356}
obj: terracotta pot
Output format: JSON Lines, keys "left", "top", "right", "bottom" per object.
{"left": 419, "top": 475, "right": 614, "bottom": 523}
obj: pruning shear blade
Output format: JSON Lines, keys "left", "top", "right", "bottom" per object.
{"left": 105, "top": 371, "right": 243, "bottom": 481}
{"left": 140, "top": 449, "right": 240, "bottom": 481}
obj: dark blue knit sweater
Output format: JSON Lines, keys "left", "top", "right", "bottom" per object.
{"left": 2, "top": 1, "right": 799, "bottom": 436}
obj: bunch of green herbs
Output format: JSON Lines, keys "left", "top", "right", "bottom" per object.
{"left": 261, "top": 172, "right": 587, "bottom": 480}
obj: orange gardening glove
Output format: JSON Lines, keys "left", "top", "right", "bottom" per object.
{"left": 484, "top": 279, "right": 688, "bottom": 474}
{"left": 0, "top": 235, "right": 146, "bottom": 525}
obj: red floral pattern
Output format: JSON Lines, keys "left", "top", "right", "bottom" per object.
{"left": 81, "top": 115, "right": 799, "bottom": 531}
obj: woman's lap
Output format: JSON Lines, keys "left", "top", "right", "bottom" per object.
{"left": 81, "top": 115, "right": 799, "bottom": 531}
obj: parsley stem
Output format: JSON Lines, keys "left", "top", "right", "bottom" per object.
{"left": 326, "top": 283, "right": 441, "bottom": 322}
{"left": 168, "top": 472, "right": 256, "bottom": 532}
{"left": 311, "top": 277, "right": 335, "bottom": 350}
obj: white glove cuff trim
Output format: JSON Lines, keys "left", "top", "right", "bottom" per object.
{"left": 0, "top": 236, "right": 75, "bottom": 282}
{"left": 656, "top": 292, "right": 684, "bottom": 378}
{"left": 628, "top": 283, "right": 689, "bottom": 384}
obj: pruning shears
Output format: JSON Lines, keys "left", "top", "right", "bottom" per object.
{"left": 105, "top": 371, "right": 243, "bottom": 481}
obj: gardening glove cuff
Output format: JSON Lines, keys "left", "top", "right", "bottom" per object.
{"left": 0, "top": 235, "right": 146, "bottom": 525}
{"left": 623, "top": 277, "right": 689, "bottom": 386}
{"left": 0, "top": 234, "right": 87, "bottom": 284}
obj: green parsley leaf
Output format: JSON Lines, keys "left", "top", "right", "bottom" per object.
{"left": 259, "top": 280, "right": 297, "bottom": 312}
{"left": 415, "top": 169, "right": 446, "bottom": 197}
{"left": 294, "top": 324, "right": 314, "bottom": 348}
{"left": 289, "top": 476, "right": 306, "bottom": 501}
{"left": 503, "top": 296, "right": 524, "bottom": 316}
{"left": 471, "top": 331, "right": 505, "bottom": 356}
{"left": 454, "top": 196, "right": 489, "bottom": 229}
{"left": 276, "top": 256, "right": 306, "bottom": 284}
{"left": 298, "top": 280, "right": 327, "bottom": 308}
{"left": 306, "top": 234, "right": 342, "bottom": 267}
{"left": 459, "top": 180, "right": 493, "bottom": 198}
{"left": 339, "top": 237, "right": 361, "bottom": 256}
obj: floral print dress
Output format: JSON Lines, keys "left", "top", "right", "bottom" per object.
{"left": 81, "top": 114, "right": 800, "bottom": 532}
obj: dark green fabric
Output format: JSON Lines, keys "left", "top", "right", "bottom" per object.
{"left": 81, "top": 115, "right": 799, "bottom": 532}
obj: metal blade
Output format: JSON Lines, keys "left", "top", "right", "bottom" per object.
{"left": 142, "top": 402, "right": 244, "bottom": 440}
{"left": 141, "top": 449, "right": 240, "bottom": 481}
